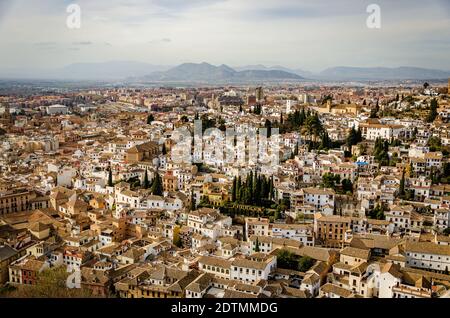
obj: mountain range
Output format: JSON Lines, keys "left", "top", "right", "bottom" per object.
{"left": 137, "top": 62, "right": 304, "bottom": 82}
{"left": 1, "top": 61, "right": 450, "bottom": 82}
{"left": 318, "top": 66, "right": 450, "bottom": 80}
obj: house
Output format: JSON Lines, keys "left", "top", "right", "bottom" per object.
{"left": 320, "top": 283, "right": 357, "bottom": 298}
{"left": 230, "top": 253, "right": 276, "bottom": 283}
{"left": 270, "top": 223, "right": 315, "bottom": 246}
{"left": 125, "top": 141, "right": 159, "bottom": 163}
{"left": 9, "top": 255, "right": 48, "bottom": 285}
{"left": 245, "top": 217, "right": 270, "bottom": 241}
{"left": 0, "top": 245, "right": 20, "bottom": 284}
{"left": 314, "top": 213, "right": 352, "bottom": 248}
{"left": 404, "top": 240, "right": 450, "bottom": 273}
{"left": 197, "top": 256, "right": 231, "bottom": 279}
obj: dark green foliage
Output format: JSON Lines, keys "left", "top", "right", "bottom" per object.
{"left": 150, "top": 172, "right": 163, "bottom": 196}
{"left": 427, "top": 136, "right": 442, "bottom": 152}
{"left": 200, "top": 114, "right": 216, "bottom": 133}
{"left": 147, "top": 114, "right": 155, "bottom": 124}
{"left": 254, "top": 238, "right": 260, "bottom": 252}
{"left": 426, "top": 98, "right": 438, "bottom": 123}
{"left": 369, "top": 99, "right": 380, "bottom": 118}
{"left": 369, "top": 204, "right": 385, "bottom": 220}
{"left": 341, "top": 179, "right": 353, "bottom": 193}
{"left": 321, "top": 173, "right": 341, "bottom": 190}
{"left": 321, "top": 95, "right": 333, "bottom": 105}
{"left": 346, "top": 127, "right": 362, "bottom": 148}
{"left": 276, "top": 249, "right": 315, "bottom": 272}
{"left": 297, "top": 256, "right": 315, "bottom": 272}
{"left": 373, "top": 138, "right": 390, "bottom": 166}
{"left": 399, "top": 169, "right": 406, "bottom": 198}
{"left": 108, "top": 168, "right": 113, "bottom": 187}
{"left": 143, "top": 169, "right": 150, "bottom": 189}
{"left": 230, "top": 172, "right": 274, "bottom": 208}
{"left": 264, "top": 119, "right": 272, "bottom": 138}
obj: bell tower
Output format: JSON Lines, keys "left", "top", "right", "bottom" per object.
{"left": 0, "top": 103, "right": 13, "bottom": 125}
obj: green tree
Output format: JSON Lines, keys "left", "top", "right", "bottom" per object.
{"left": 231, "top": 177, "right": 238, "bottom": 202}
{"left": 190, "top": 191, "right": 196, "bottom": 211}
{"left": 107, "top": 168, "right": 113, "bottom": 187}
{"left": 173, "top": 226, "right": 182, "bottom": 247}
{"left": 147, "top": 114, "right": 155, "bottom": 124}
{"left": 347, "top": 127, "right": 362, "bottom": 148}
{"left": 369, "top": 100, "right": 380, "bottom": 118}
{"left": 426, "top": 98, "right": 438, "bottom": 123}
{"left": 264, "top": 119, "right": 272, "bottom": 138}
{"left": 427, "top": 136, "right": 442, "bottom": 152}
{"left": 276, "top": 250, "right": 297, "bottom": 270}
{"left": 373, "top": 138, "right": 390, "bottom": 166}
{"left": 322, "top": 173, "right": 341, "bottom": 191}
{"left": 341, "top": 179, "right": 353, "bottom": 193}
{"left": 150, "top": 172, "right": 163, "bottom": 196}
{"left": 254, "top": 237, "right": 260, "bottom": 252}
{"left": 143, "top": 169, "right": 150, "bottom": 189}
{"left": 297, "top": 256, "right": 315, "bottom": 272}
{"left": 399, "top": 169, "right": 406, "bottom": 198}
{"left": 370, "top": 204, "right": 385, "bottom": 220}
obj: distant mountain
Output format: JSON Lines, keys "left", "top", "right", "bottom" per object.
{"left": 235, "top": 64, "right": 313, "bottom": 77}
{"left": 319, "top": 66, "right": 450, "bottom": 80}
{"left": 2, "top": 62, "right": 448, "bottom": 82}
{"left": 0, "top": 61, "right": 172, "bottom": 80}
{"left": 58, "top": 61, "right": 171, "bottom": 80}
{"left": 140, "top": 62, "right": 304, "bottom": 82}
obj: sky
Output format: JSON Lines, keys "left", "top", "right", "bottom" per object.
{"left": 0, "top": 0, "right": 449, "bottom": 72}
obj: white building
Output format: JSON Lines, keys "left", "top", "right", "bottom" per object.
{"left": 230, "top": 254, "right": 276, "bottom": 283}
{"left": 46, "top": 104, "right": 69, "bottom": 115}
{"left": 405, "top": 241, "right": 450, "bottom": 272}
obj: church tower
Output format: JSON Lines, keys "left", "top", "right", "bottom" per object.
{"left": 0, "top": 103, "right": 13, "bottom": 125}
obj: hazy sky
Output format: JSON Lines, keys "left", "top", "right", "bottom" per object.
{"left": 0, "top": 0, "right": 449, "bottom": 71}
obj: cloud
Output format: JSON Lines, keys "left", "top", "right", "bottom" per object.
{"left": 0, "top": 0, "right": 449, "bottom": 71}
{"left": 72, "top": 41, "right": 93, "bottom": 46}
{"left": 148, "top": 38, "right": 172, "bottom": 44}
{"left": 34, "top": 42, "right": 58, "bottom": 47}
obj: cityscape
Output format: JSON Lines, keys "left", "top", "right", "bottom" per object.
{"left": 1, "top": 0, "right": 450, "bottom": 302}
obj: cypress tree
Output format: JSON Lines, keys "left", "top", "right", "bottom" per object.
{"left": 236, "top": 176, "right": 242, "bottom": 202}
{"left": 255, "top": 176, "right": 262, "bottom": 206}
{"left": 426, "top": 98, "right": 438, "bottom": 123}
{"left": 399, "top": 169, "right": 406, "bottom": 198}
{"left": 255, "top": 237, "right": 260, "bottom": 252}
{"left": 268, "top": 177, "right": 274, "bottom": 200}
{"left": 108, "top": 168, "right": 113, "bottom": 187}
{"left": 190, "top": 190, "right": 196, "bottom": 211}
{"left": 143, "top": 169, "right": 150, "bottom": 189}
{"left": 231, "top": 177, "right": 237, "bottom": 202}
{"left": 147, "top": 114, "right": 154, "bottom": 124}
{"left": 150, "top": 172, "right": 163, "bottom": 196}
